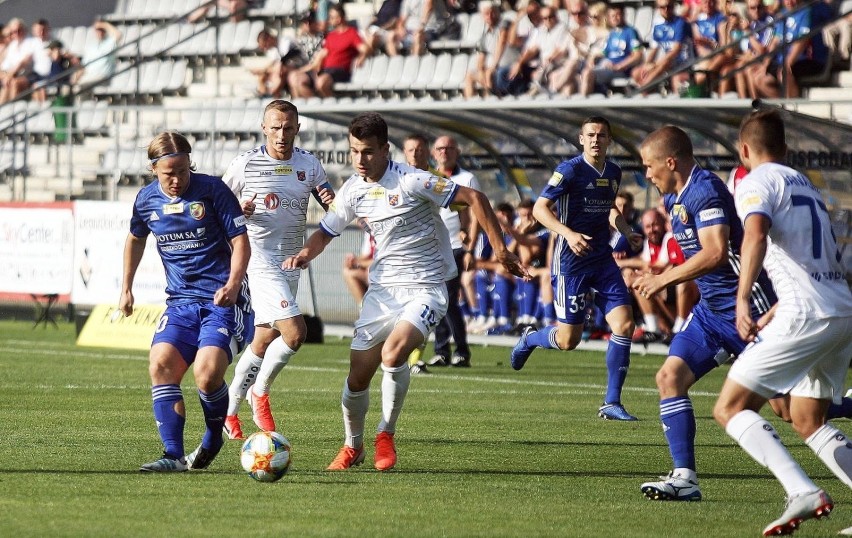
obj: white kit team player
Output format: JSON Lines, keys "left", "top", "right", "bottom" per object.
{"left": 713, "top": 109, "right": 852, "bottom": 537}
{"left": 221, "top": 100, "right": 333, "bottom": 439}
{"left": 284, "top": 112, "right": 530, "bottom": 471}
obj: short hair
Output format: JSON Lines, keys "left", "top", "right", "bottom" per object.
{"left": 642, "top": 125, "right": 693, "bottom": 160}
{"left": 496, "top": 202, "right": 515, "bottom": 215}
{"left": 517, "top": 198, "right": 534, "bottom": 210}
{"left": 350, "top": 112, "right": 388, "bottom": 145}
{"left": 328, "top": 3, "right": 346, "bottom": 20}
{"left": 404, "top": 132, "right": 430, "bottom": 146}
{"left": 581, "top": 116, "right": 611, "bottom": 135}
{"left": 264, "top": 99, "right": 298, "bottom": 119}
{"left": 739, "top": 109, "right": 786, "bottom": 159}
{"left": 147, "top": 131, "right": 196, "bottom": 171}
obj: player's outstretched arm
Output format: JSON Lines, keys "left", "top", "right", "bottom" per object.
{"left": 736, "top": 214, "right": 770, "bottom": 341}
{"left": 119, "top": 233, "right": 147, "bottom": 317}
{"left": 453, "top": 186, "right": 530, "bottom": 280}
{"left": 283, "top": 228, "right": 334, "bottom": 270}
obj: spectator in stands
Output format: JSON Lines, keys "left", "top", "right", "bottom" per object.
{"left": 32, "top": 40, "right": 78, "bottom": 103}
{"left": 714, "top": 2, "right": 747, "bottom": 95}
{"left": 188, "top": 0, "right": 248, "bottom": 23}
{"left": 251, "top": 28, "right": 285, "bottom": 97}
{"left": 824, "top": 0, "right": 852, "bottom": 62}
{"left": 736, "top": 0, "right": 776, "bottom": 98}
{"left": 631, "top": 0, "right": 695, "bottom": 93}
{"left": 691, "top": 0, "right": 729, "bottom": 91}
{"left": 30, "top": 19, "right": 53, "bottom": 91}
{"left": 580, "top": 4, "right": 643, "bottom": 96}
{"left": 492, "top": 0, "right": 542, "bottom": 96}
{"left": 365, "top": 0, "right": 403, "bottom": 55}
{"left": 755, "top": 0, "right": 832, "bottom": 98}
{"left": 508, "top": 5, "right": 571, "bottom": 95}
{"left": 289, "top": 5, "right": 370, "bottom": 98}
{"left": 278, "top": 14, "right": 326, "bottom": 96}
{"left": 74, "top": 19, "right": 122, "bottom": 89}
{"left": 547, "top": 0, "right": 596, "bottom": 96}
{"left": 394, "top": 0, "right": 454, "bottom": 55}
{"left": 463, "top": 1, "right": 512, "bottom": 98}
{"left": 0, "top": 18, "right": 40, "bottom": 104}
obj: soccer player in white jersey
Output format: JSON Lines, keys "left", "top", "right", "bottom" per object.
{"left": 713, "top": 109, "right": 852, "bottom": 537}
{"left": 221, "top": 100, "right": 334, "bottom": 439}
{"left": 283, "top": 112, "right": 530, "bottom": 471}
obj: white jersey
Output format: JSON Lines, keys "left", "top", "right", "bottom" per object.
{"left": 320, "top": 160, "right": 457, "bottom": 287}
{"left": 223, "top": 145, "right": 329, "bottom": 280}
{"left": 735, "top": 162, "right": 852, "bottom": 319}
{"left": 439, "top": 167, "right": 480, "bottom": 250}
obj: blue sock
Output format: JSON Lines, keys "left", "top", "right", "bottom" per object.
{"left": 543, "top": 302, "right": 556, "bottom": 322}
{"left": 604, "top": 334, "right": 631, "bottom": 404}
{"left": 828, "top": 397, "right": 852, "bottom": 419}
{"left": 152, "top": 384, "right": 185, "bottom": 459}
{"left": 198, "top": 382, "right": 228, "bottom": 454}
{"left": 522, "top": 280, "right": 539, "bottom": 317}
{"left": 475, "top": 271, "right": 492, "bottom": 316}
{"left": 460, "top": 297, "right": 472, "bottom": 318}
{"left": 526, "top": 326, "right": 558, "bottom": 349}
{"left": 660, "top": 396, "right": 696, "bottom": 470}
{"left": 493, "top": 275, "right": 514, "bottom": 320}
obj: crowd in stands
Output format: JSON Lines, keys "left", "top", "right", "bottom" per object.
{"left": 0, "top": 0, "right": 848, "bottom": 105}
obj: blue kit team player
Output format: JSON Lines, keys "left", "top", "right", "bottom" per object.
{"left": 510, "top": 116, "right": 644, "bottom": 421}
{"left": 119, "top": 131, "right": 254, "bottom": 472}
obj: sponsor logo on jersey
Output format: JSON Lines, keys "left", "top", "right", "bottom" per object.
{"left": 265, "top": 193, "right": 280, "bottom": 210}
{"left": 163, "top": 202, "right": 184, "bottom": 214}
{"left": 260, "top": 170, "right": 273, "bottom": 176}
{"left": 189, "top": 202, "right": 205, "bottom": 220}
{"left": 424, "top": 178, "right": 433, "bottom": 190}
{"left": 596, "top": 178, "right": 609, "bottom": 187}
{"left": 671, "top": 204, "right": 688, "bottom": 224}
{"left": 150, "top": 212, "right": 160, "bottom": 221}
{"left": 234, "top": 215, "right": 247, "bottom": 227}
{"left": 388, "top": 194, "right": 399, "bottom": 206}
{"left": 275, "top": 165, "right": 293, "bottom": 175}
{"left": 698, "top": 207, "right": 724, "bottom": 222}
{"left": 280, "top": 299, "right": 289, "bottom": 308}
{"left": 739, "top": 194, "right": 762, "bottom": 210}
{"left": 548, "top": 171, "right": 563, "bottom": 186}
{"left": 196, "top": 227, "right": 206, "bottom": 238}
{"left": 366, "top": 187, "right": 385, "bottom": 199}
{"left": 297, "top": 170, "right": 306, "bottom": 182}
{"left": 433, "top": 178, "right": 447, "bottom": 193}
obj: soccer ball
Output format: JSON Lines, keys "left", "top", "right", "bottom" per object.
{"left": 240, "top": 431, "right": 292, "bottom": 482}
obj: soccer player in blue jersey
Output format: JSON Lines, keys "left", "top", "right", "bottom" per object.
{"left": 632, "top": 125, "right": 777, "bottom": 501}
{"left": 510, "top": 116, "right": 644, "bottom": 421}
{"left": 119, "top": 131, "right": 253, "bottom": 472}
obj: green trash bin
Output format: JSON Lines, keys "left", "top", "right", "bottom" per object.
{"left": 52, "top": 94, "right": 73, "bottom": 143}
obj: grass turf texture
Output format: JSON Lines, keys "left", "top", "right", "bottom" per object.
{"left": 1, "top": 320, "right": 850, "bottom": 537}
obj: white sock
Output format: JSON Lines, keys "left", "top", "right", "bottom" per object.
{"left": 644, "top": 314, "right": 659, "bottom": 333}
{"left": 807, "top": 423, "right": 852, "bottom": 488}
{"left": 342, "top": 379, "right": 369, "bottom": 449}
{"left": 377, "top": 363, "right": 411, "bottom": 434}
{"left": 673, "top": 317, "right": 685, "bottom": 333}
{"left": 254, "top": 337, "right": 296, "bottom": 396}
{"left": 227, "top": 346, "right": 263, "bottom": 415}
{"left": 726, "top": 410, "right": 819, "bottom": 497}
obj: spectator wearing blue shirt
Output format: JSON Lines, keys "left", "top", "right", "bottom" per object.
{"left": 692, "top": 0, "right": 732, "bottom": 91}
{"left": 632, "top": 0, "right": 695, "bottom": 92}
{"left": 738, "top": 0, "right": 776, "bottom": 98}
{"left": 580, "top": 4, "right": 644, "bottom": 95}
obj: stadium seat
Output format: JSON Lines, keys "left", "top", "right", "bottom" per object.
{"left": 425, "top": 53, "right": 454, "bottom": 95}
{"left": 335, "top": 56, "right": 373, "bottom": 95}
{"left": 409, "top": 54, "right": 438, "bottom": 95}
{"left": 382, "top": 55, "right": 419, "bottom": 95}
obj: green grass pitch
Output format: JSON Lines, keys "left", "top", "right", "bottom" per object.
{"left": 0, "top": 320, "right": 850, "bottom": 537}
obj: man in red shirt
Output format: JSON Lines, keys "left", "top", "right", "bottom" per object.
{"left": 289, "top": 5, "right": 369, "bottom": 98}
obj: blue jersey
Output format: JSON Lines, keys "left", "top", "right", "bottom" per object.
{"left": 664, "top": 166, "right": 775, "bottom": 314}
{"left": 602, "top": 25, "right": 643, "bottom": 67}
{"left": 652, "top": 16, "right": 695, "bottom": 66}
{"left": 540, "top": 155, "right": 621, "bottom": 275}
{"left": 775, "top": 5, "right": 828, "bottom": 64}
{"left": 130, "top": 172, "right": 249, "bottom": 306}
{"left": 695, "top": 12, "right": 725, "bottom": 43}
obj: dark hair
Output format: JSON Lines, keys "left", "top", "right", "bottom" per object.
{"left": 616, "top": 191, "right": 634, "bottom": 204}
{"left": 350, "top": 112, "right": 388, "bottom": 145}
{"left": 581, "top": 116, "right": 611, "bottom": 135}
{"left": 643, "top": 125, "right": 693, "bottom": 160}
{"left": 405, "top": 132, "right": 430, "bottom": 146}
{"left": 517, "top": 198, "right": 535, "bottom": 210}
{"left": 739, "top": 109, "right": 786, "bottom": 159}
{"left": 264, "top": 99, "right": 299, "bottom": 118}
{"left": 328, "top": 4, "right": 346, "bottom": 20}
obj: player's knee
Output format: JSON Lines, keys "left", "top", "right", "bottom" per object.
{"left": 556, "top": 333, "right": 581, "bottom": 350}
{"left": 712, "top": 400, "right": 736, "bottom": 428}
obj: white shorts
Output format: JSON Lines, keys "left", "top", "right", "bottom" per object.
{"left": 728, "top": 314, "right": 852, "bottom": 403}
{"left": 248, "top": 273, "right": 301, "bottom": 326}
{"left": 351, "top": 284, "right": 448, "bottom": 351}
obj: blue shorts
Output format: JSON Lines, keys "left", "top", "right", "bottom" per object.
{"left": 553, "top": 260, "right": 630, "bottom": 325}
{"left": 152, "top": 302, "right": 253, "bottom": 364}
{"left": 669, "top": 303, "right": 747, "bottom": 380}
